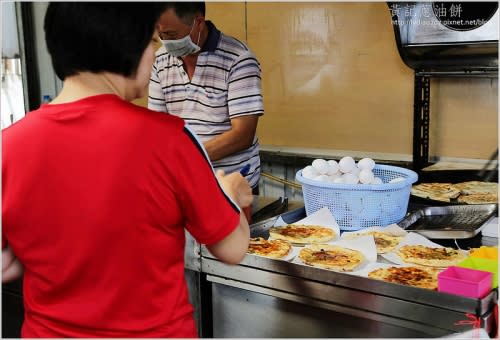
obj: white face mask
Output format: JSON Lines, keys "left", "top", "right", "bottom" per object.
{"left": 160, "top": 19, "right": 201, "bottom": 57}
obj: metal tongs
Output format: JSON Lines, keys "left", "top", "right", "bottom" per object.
{"left": 477, "top": 148, "right": 498, "bottom": 182}
{"left": 251, "top": 197, "right": 289, "bottom": 223}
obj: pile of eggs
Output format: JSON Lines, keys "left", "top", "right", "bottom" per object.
{"left": 301, "top": 157, "right": 405, "bottom": 185}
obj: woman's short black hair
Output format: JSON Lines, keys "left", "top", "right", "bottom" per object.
{"left": 164, "top": 2, "right": 206, "bottom": 25}
{"left": 44, "top": 2, "right": 167, "bottom": 80}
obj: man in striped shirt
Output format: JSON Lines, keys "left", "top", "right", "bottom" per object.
{"left": 149, "top": 2, "right": 264, "bottom": 193}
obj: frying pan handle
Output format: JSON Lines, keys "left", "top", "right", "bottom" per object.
{"left": 477, "top": 148, "right": 498, "bottom": 182}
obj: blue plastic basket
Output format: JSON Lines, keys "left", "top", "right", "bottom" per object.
{"left": 295, "top": 164, "right": 418, "bottom": 231}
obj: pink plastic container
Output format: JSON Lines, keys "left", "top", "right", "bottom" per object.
{"left": 438, "top": 266, "right": 493, "bottom": 299}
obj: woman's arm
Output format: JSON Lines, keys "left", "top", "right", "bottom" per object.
{"left": 205, "top": 170, "right": 252, "bottom": 264}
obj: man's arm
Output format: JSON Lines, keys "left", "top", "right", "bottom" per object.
{"left": 203, "top": 115, "right": 259, "bottom": 161}
{"left": 203, "top": 49, "right": 263, "bottom": 162}
{"left": 2, "top": 246, "right": 23, "bottom": 283}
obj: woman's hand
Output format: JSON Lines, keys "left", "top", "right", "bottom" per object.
{"left": 2, "top": 246, "right": 24, "bottom": 283}
{"left": 207, "top": 170, "right": 252, "bottom": 265}
{"left": 215, "top": 170, "right": 253, "bottom": 208}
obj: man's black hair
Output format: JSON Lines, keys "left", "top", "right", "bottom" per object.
{"left": 164, "top": 2, "right": 206, "bottom": 25}
{"left": 44, "top": 2, "right": 167, "bottom": 80}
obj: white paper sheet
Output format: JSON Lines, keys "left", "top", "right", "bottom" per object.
{"left": 381, "top": 232, "right": 469, "bottom": 265}
{"left": 292, "top": 234, "right": 378, "bottom": 273}
{"left": 341, "top": 223, "right": 408, "bottom": 239}
{"left": 482, "top": 217, "right": 499, "bottom": 238}
{"left": 246, "top": 246, "right": 300, "bottom": 262}
{"left": 349, "top": 261, "right": 400, "bottom": 277}
{"left": 273, "top": 207, "right": 341, "bottom": 241}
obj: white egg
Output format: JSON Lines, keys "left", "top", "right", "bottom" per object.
{"left": 342, "top": 172, "right": 359, "bottom": 184}
{"left": 339, "top": 156, "right": 355, "bottom": 173}
{"left": 389, "top": 177, "right": 406, "bottom": 183}
{"left": 350, "top": 166, "right": 361, "bottom": 176}
{"left": 302, "top": 165, "right": 318, "bottom": 179}
{"left": 312, "top": 159, "right": 329, "bottom": 175}
{"left": 327, "top": 174, "right": 342, "bottom": 182}
{"left": 358, "top": 169, "right": 375, "bottom": 184}
{"left": 326, "top": 160, "right": 339, "bottom": 175}
{"left": 358, "top": 158, "right": 376, "bottom": 171}
{"left": 371, "top": 177, "right": 383, "bottom": 185}
{"left": 314, "top": 174, "right": 330, "bottom": 182}
{"left": 333, "top": 177, "right": 345, "bottom": 184}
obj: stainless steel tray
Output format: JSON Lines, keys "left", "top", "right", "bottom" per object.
{"left": 398, "top": 204, "right": 498, "bottom": 239}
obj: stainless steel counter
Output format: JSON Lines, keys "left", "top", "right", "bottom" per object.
{"left": 185, "top": 204, "right": 498, "bottom": 338}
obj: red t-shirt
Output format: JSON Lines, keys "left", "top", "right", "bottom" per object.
{"left": 2, "top": 94, "right": 240, "bottom": 337}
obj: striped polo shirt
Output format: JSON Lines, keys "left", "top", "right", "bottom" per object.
{"left": 148, "top": 21, "right": 264, "bottom": 188}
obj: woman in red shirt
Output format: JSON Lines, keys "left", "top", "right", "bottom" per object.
{"left": 2, "top": 3, "right": 252, "bottom": 337}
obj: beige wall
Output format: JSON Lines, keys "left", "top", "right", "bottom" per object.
{"left": 139, "top": 2, "right": 498, "bottom": 161}
{"left": 429, "top": 78, "right": 498, "bottom": 159}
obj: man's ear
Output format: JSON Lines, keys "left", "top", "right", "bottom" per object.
{"left": 195, "top": 15, "right": 205, "bottom": 30}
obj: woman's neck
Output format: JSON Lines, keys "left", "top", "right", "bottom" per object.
{"left": 51, "top": 72, "right": 128, "bottom": 104}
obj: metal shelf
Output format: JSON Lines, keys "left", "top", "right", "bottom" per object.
{"left": 412, "top": 70, "right": 498, "bottom": 172}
